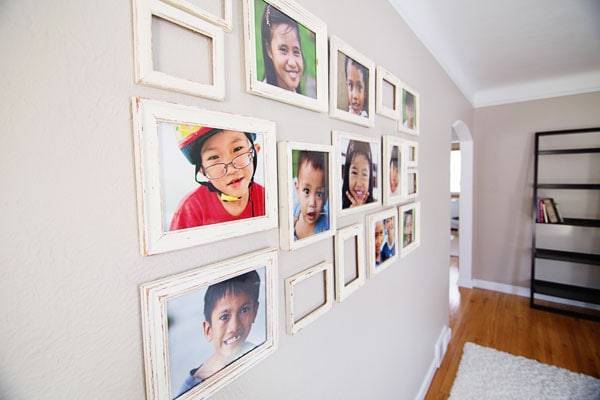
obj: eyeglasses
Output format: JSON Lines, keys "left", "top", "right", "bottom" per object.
{"left": 203, "top": 149, "right": 254, "bottom": 180}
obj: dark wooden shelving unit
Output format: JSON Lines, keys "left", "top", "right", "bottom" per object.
{"left": 531, "top": 127, "right": 600, "bottom": 321}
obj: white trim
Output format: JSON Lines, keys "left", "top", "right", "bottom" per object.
{"left": 160, "top": 0, "right": 233, "bottom": 31}
{"left": 334, "top": 223, "right": 367, "bottom": 302}
{"left": 414, "top": 325, "right": 451, "bottom": 400}
{"left": 376, "top": 66, "right": 402, "bottom": 120}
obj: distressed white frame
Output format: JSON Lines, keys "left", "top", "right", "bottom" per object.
{"left": 382, "top": 135, "right": 405, "bottom": 206}
{"left": 329, "top": 35, "right": 376, "bottom": 127}
{"left": 399, "top": 202, "right": 421, "bottom": 257}
{"left": 132, "top": 97, "right": 278, "bottom": 255}
{"left": 140, "top": 248, "right": 278, "bottom": 400}
{"left": 243, "top": 0, "right": 329, "bottom": 112}
{"left": 278, "top": 142, "right": 336, "bottom": 251}
{"left": 332, "top": 130, "right": 382, "bottom": 217}
{"left": 398, "top": 83, "right": 420, "bottom": 135}
{"left": 133, "top": 0, "right": 225, "bottom": 99}
{"left": 405, "top": 167, "right": 419, "bottom": 200}
{"left": 160, "top": 0, "right": 233, "bottom": 31}
{"left": 285, "top": 261, "right": 334, "bottom": 335}
{"left": 334, "top": 223, "right": 366, "bottom": 302}
{"left": 405, "top": 139, "right": 419, "bottom": 168}
{"left": 376, "top": 66, "right": 401, "bottom": 120}
{"left": 366, "top": 208, "right": 399, "bottom": 276}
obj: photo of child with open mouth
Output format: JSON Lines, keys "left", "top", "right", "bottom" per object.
{"left": 341, "top": 139, "right": 376, "bottom": 209}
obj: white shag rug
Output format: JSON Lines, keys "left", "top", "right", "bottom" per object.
{"left": 449, "top": 342, "right": 600, "bottom": 400}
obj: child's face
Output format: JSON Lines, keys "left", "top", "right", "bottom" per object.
{"left": 346, "top": 63, "right": 365, "bottom": 115}
{"left": 295, "top": 161, "right": 326, "bottom": 226}
{"left": 348, "top": 153, "right": 370, "bottom": 204}
{"left": 267, "top": 23, "right": 303, "bottom": 91}
{"left": 203, "top": 291, "right": 258, "bottom": 359}
{"left": 200, "top": 130, "right": 259, "bottom": 198}
{"left": 404, "top": 213, "right": 413, "bottom": 234}
{"left": 375, "top": 222, "right": 384, "bottom": 255}
{"left": 385, "top": 218, "right": 395, "bottom": 244}
{"left": 390, "top": 163, "right": 399, "bottom": 194}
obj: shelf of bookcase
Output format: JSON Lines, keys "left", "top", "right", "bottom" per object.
{"left": 538, "top": 147, "right": 600, "bottom": 155}
{"left": 536, "top": 218, "right": 600, "bottom": 228}
{"left": 533, "top": 279, "right": 600, "bottom": 305}
{"left": 537, "top": 183, "right": 600, "bottom": 190}
{"left": 535, "top": 248, "right": 600, "bottom": 266}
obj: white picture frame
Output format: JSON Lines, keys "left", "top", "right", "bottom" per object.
{"left": 405, "top": 167, "right": 419, "bottom": 200}
{"left": 334, "top": 223, "right": 366, "bottom": 302}
{"left": 160, "top": 0, "right": 233, "bottom": 31}
{"left": 399, "top": 202, "right": 421, "bottom": 257}
{"left": 376, "top": 66, "right": 401, "bottom": 120}
{"left": 132, "top": 97, "right": 278, "bottom": 255}
{"left": 278, "top": 142, "right": 336, "bottom": 251}
{"left": 332, "top": 130, "right": 382, "bottom": 216}
{"left": 405, "top": 139, "right": 418, "bottom": 168}
{"left": 329, "top": 35, "right": 376, "bottom": 127}
{"left": 398, "top": 82, "right": 420, "bottom": 135}
{"left": 366, "top": 208, "right": 399, "bottom": 276}
{"left": 382, "top": 135, "right": 405, "bottom": 206}
{"left": 285, "top": 261, "right": 334, "bottom": 335}
{"left": 243, "top": 0, "right": 329, "bottom": 112}
{"left": 140, "top": 248, "right": 278, "bottom": 400}
{"left": 133, "top": 0, "right": 226, "bottom": 100}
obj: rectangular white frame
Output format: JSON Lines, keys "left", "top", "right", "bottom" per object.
{"left": 405, "top": 139, "right": 419, "bottom": 168}
{"left": 140, "top": 248, "right": 278, "bottom": 400}
{"left": 133, "top": 0, "right": 226, "bottom": 100}
{"left": 376, "top": 66, "right": 401, "bottom": 120}
{"left": 366, "top": 208, "right": 399, "bottom": 277}
{"left": 399, "top": 202, "right": 421, "bottom": 257}
{"left": 332, "top": 130, "right": 382, "bottom": 217}
{"left": 160, "top": 0, "right": 233, "bottom": 31}
{"left": 278, "top": 142, "right": 336, "bottom": 251}
{"left": 132, "top": 97, "right": 278, "bottom": 255}
{"left": 243, "top": 0, "right": 329, "bottom": 112}
{"left": 285, "top": 261, "right": 334, "bottom": 335}
{"left": 329, "top": 35, "right": 376, "bottom": 127}
{"left": 405, "top": 167, "right": 419, "bottom": 200}
{"left": 382, "top": 135, "right": 406, "bottom": 206}
{"left": 397, "top": 82, "right": 420, "bottom": 136}
{"left": 334, "top": 223, "right": 366, "bottom": 302}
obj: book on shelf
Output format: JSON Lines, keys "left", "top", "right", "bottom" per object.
{"left": 543, "top": 198, "right": 559, "bottom": 223}
{"left": 537, "top": 197, "right": 561, "bottom": 224}
{"left": 552, "top": 199, "right": 564, "bottom": 223}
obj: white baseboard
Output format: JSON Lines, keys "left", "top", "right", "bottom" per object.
{"left": 415, "top": 325, "right": 451, "bottom": 400}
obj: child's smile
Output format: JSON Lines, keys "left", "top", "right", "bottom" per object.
{"left": 267, "top": 23, "right": 304, "bottom": 91}
{"left": 348, "top": 154, "right": 370, "bottom": 204}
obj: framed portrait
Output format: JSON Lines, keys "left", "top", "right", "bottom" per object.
{"left": 398, "top": 83, "right": 420, "bottom": 135}
{"left": 132, "top": 97, "right": 278, "bottom": 255}
{"left": 334, "top": 223, "right": 366, "bottom": 302}
{"left": 133, "top": 0, "right": 225, "bottom": 100}
{"left": 332, "top": 131, "right": 381, "bottom": 216}
{"left": 382, "top": 135, "right": 405, "bottom": 206}
{"left": 160, "top": 0, "right": 233, "bottom": 31}
{"left": 243, "top": 0, "right": 328, "bottom": 112}
{"left": 406, "top": 167, "right": 419, "bottom": 200}
{"left": 278, "top": 142, "right": 336, "bottom": 251}
{"left": 285, "top": 261, "right": 334, "bottom": 335}
{"left": 399, "top": 202, "right": 421, "bottom": 256}
{"left": 376, "top": 66, "right": 401, "bottom": 120}
{"left": 405, "top": 140, "right": 418, "bottom": 168}
{"left": 366, "top": 208, "right": 399, "bottom": 276}
{"left": 140, "top": 248, "right": 278, "bottom": 400}
{"left": 329, "top": 35, "right": 376, "bottom": 127}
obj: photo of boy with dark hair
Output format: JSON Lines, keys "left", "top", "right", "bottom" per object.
{"left": 293, "top": 150, "right": 329, "bottom": 240}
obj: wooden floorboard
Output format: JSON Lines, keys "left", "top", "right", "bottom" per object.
{"left": 425, "top": 287, "right": 600, "bottom": 399}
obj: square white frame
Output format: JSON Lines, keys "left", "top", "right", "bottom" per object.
{"left": 329, "top": 35, "right": 376, "bottom": 127}
{"left": 132, "top": 97, "right": 278, "bottom": 255}
{"left": 405, "top": 167, "right": 419, "bottom": 200}
{"left": 382, "top": 135, "right": 406, "bottom": 206}
{"left": 366, "top": 208, "right": 399, "bottom": 276}
{"left": 376, "top": 66, "right": 401, "bottom": 120}
{"left": 160, "top": 0, "right": 233, "bottom": 31}
{"left": 140, "top": 248, "right": 278, "bottom": 400}
{"left": 405, "top": 139, "right": 419, "bottom": 168}
{"left": 398, "top": 83, "right": 420, "bottom": 135}
{"left": 278, "top": 142, "right": 336, "bottom": 251}
{"left": 399, "top": 202, "right": 421, "bottom": 256}
{"left": 332, "top": 130, "right": 382, "bottom": 217}
{"left": 285, "top": 261, "right": 334, "bottom": 335}
{"left": 243, "top": 0, "right": 329, "bottom": 112}
{"left": 334, "top": 223, "right": 366, "bottom": 302}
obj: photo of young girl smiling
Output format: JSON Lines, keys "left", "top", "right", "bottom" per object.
{"left": 340, "top": 139, "right": 379, "bottom": 210}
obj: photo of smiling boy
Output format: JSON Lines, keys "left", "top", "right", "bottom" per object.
{"left": 381, "top": 217, "right": 396, "bottom": 262}
{"left": 374, "top": 220, "right": 384, "bottom": 266}
{"left": 337, "top": 54, "right": 369, "bottom": 118}
{"left": 293, "top": 150, "right": 329, "bottom": 240}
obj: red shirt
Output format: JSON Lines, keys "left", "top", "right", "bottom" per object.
{"left": 169, "top": 182, "right": 265, "bottom": 230}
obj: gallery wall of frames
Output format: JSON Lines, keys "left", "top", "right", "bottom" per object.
{"left": 133, "top": 0, "right": 423, "bottom": 398}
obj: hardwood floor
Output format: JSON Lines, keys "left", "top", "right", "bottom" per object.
{"left": 425, "top": 283, "right": 600, "bottom": 399}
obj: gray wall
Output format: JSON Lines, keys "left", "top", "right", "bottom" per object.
{"left": 473, "top": 91, "right": 600, "bottom": 288}
{"left": 0, "top": 0, "right": 472, "bottom": 399}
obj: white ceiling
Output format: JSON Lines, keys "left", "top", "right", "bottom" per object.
{"left": 388, "top": 0, "right": 600, "bottom": 107}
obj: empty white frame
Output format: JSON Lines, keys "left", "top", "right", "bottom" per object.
{"left": 140, "top": 248, "right": 278, "bottom": 400}
{"left": 376, "top": 66, "right": 401, "bottom": 120}
{"left": 334, "top": 223, "right": 366, "bottom": 302}
{"left": 133, "top": 0, "right": 225, "bottom": 99}
{"left": 366, "top": 208, "right": 399, "bottom": 276}
{"left": 406, "top": 167, "right": 419, "bottom": 200}
{"left": 278, "top": 142, "right": 336, "bottom": 251}
{"left": 243, "top": 0, "right": 329, "bottom": 112}
{"left": 285, "top": 261, "right": 334, "bottom": 335}
{"left": 398, "top": 82, "right": 420, "bottom": 135}
{"left": 132, "top": 97, "right": 278, "bottom": 255}
{"left": 330, "top": 35, "right": 375, "bottom": 127}
{"left": 405, "top": 139, "right": 418, "bottom": 167}
{"left": 160, "top": 0, "right": 233, "bottom": 31}
{"left": 382, "top": 135, "right": 405, "bottom": 206}
{"left": 399, "top": 202, "right": 421, "bottom": 256}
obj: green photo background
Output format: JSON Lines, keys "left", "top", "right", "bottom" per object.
{"left": 254, "top": 0, "right": 317, "bottom": 95}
